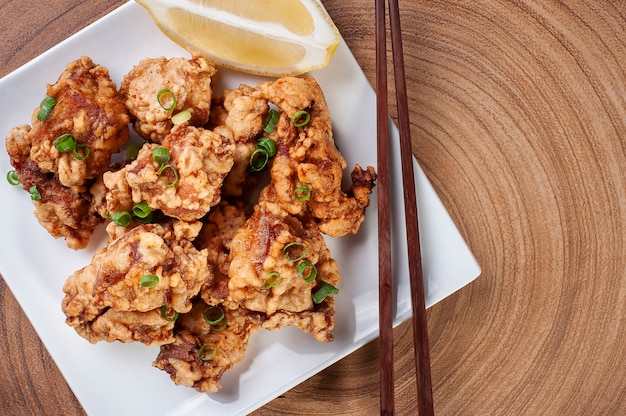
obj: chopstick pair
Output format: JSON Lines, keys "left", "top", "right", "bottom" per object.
{"left": 375, "top": 0, "right": 434, "bottom": 415}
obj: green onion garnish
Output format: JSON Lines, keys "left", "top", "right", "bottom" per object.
{"left": 211, "top": 319, "right": 228, "bottom": 332}
{"left": 140, "top": 274, "right": 159, "bottom": 288}
{"left": 283, "top": 241, "right": 307, "bottom": 263}
{"left": 263, "top": 109, "right": 280, "bottom": 133}
{"left": 72, "top": 143, "right": 90, "bottom": 161}
{"left": 132, "top": 202, "right": 152, "bottom": 219}
{"left": 312, "top": 281, "right": 339, "bottom": 304}
{"left": 160, "top": 305, "right": 179, "bottom": 322}
{"left": 157, "top": 88, "right": 177, "bottom": 111}
{"left": 6, "top": 170, "right": 20, "bottom": 186}
{"left": 134, "top": 211, "right": 154, "bottom": 224}
{"left": 249, "top": 148, "right": 269, "bottom": 172}
{"left": 203, "top": 306, "right": 225, "bottom": 326}
{"left": 257, "top": 137, "right": 277, "bottom": 158}
{"left": 291, "top": 110, "right": 311, "bottom": 127}
{"left": 263, "top": 272, "right": 281, "bottom": 289}
{"left": 112, "top": 211, "right": 131, "bottom": 227}
{"left": 157, "top": 164, "right": 178, "bottom": 187}
{"left": 29, "top": 185, "right": 40, "bottom": 201}
{"left": 294, "top": 185, "right": 311, "bottom": 201}
{"left": 37, "top": 96, "right": 57, "bottom": 121}
{"left": 125, "top": 143, "right": 142, "bottom": 161}
{"left": 297, "top": 261, "right": 317, "bottom": 283}
{"left": 152, "top": 147, "right": 170, "bottom": 165}
{"left": 198, "top": 343, "right": 217, "bottom": 361}
{"left": 54, "top": 134, "right": 89, "bottom": 160}
{"left": 171, "top": 109, "right": 191, "bottom": 125}
{"left": 54, "top": 134, "right": 77, "bottom": 153}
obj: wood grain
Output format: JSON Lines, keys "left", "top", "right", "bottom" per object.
{"left": 1, "top": 1, "right": 625, "bottom": 415}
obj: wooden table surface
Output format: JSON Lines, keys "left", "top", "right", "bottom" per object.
{"left": 1, "top": 0, "right": 625, "bottom": 415}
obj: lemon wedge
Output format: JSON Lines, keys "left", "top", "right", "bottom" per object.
{"left": 136, "top": 0, "right": 341, "bottom": 77}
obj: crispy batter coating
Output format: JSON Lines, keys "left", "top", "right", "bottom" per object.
{"left": 28, "top": 56, "right": 129, "bottom": 188}
{"left": 4, "top": 57, "right": 129, "bottom": 248}
{"left": 6, "top": 126, "right": 103, "bottom": 249}
{"left": 153, "top": 299, "right": 262, "bottom": 393}
{"left": 262, "top": 295, "right": 336, "bottom": 343}
{"left": 102, "top": 124, "right": 234, "bottom": 221}
{"left": 61, "top": 220, "right": 210, "bottom": 345}
{"left": 195, "top": 201, "right": 250, "bottom": 306}
{"left": 208, "top": 84, "right": 269, "bottom": 198}
{"left": 257, "top": 76, "right": 377, "bottom": 237}
{"left": 74, "top": 308, "right": 176, "bottom": 346}
{"left": 5, "top": 56, "right": 129, "bottom": 249}
{"left": 120, "top": 55, "right": 217, "bottom": 143}
{"left": 226, "top": 200, "right": 340, "bottom": 341}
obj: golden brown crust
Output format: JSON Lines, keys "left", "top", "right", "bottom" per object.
{"left": 119, "top": 54, "right": 217, "bottom": 143}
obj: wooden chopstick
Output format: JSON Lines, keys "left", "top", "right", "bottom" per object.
{"left": 375, "top": 0, "right": 394, "bottom": 413}
{"left": 376, "top": 0, "right": 434, "bottom": 414}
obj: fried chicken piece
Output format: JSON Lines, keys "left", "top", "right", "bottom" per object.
{"left": 226, "top": 200, "right": 340, "bottom": 341}
{"left": 120, "top": 55, "right": 217, "bottom": 143}
{"left": 256, "top": 76, "right": 377, "bottom": 237}
{"left": 262, "top": 293, "right": 336, "bottom": 343}
{"left": 195, "top": 201, "right": 250, "bottom": 305}
{"left": 26, "top": 56, "right": 129, "bottom": 188}
{"left": 62, "top": 220, "right": 210, "bottom": 345}
{"left": 153, "top": 299, "right": 262, "bottom": 393}
{"left": 4, "top": 57, "right": 129, "bottom": 248}
{"left": 74, "top": 308, "right": 176, "bottom": 346}
{"left": 208, "top": 84, "right": 269, "bottom": 198}
{"left": 102, "top": 124, "right": 234, "bottom": 221}
{"left": 6, "top": 126, "right": 102, "bottom": 249}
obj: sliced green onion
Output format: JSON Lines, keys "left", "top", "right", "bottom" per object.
{"left": 132, "top": 202, "right": 152, "bottom": 219}
{"left": 152, "top": 147, "right": 170, "bottom": 165}
{"left": 249, "top": 148, "right": 269, "bottom": 172}
{"left": 29, "top": 185, "right": 40, "bottom": 201}
{"left": 257, "top": 137, "right": 277, "bottom": 157}
{"left": 112, "top": 211, "right": 132, "bottom": 227}
{"left": 157, "top": 88, "right": 177, "bottom": 111}
{"left": 54, "top": 134, "right": 76, "bottom": 153}
{"left": 72, "top": 143, "right": 90, "bottom": 161}
{"left": 134, "top": 211, "right": 154, "bottom": 224}
{"left": 263, "top": 271, "right": 281, "bottom": 289}
{"left": 312, "top": 281, "right": 339, "bottom": 304}
{"left": 37, "top": 96, "right": 57, "bottom": 121}
{"left": 294, "top": 185, "right": 311, "bottom": 201}
{"left": 6, "top": 170, "right": 20, "bottom": 186}
{"left": 125, "top": 143, "right": 142, "bottom": 161}
{"left": 139, "top": 274, "right": 159, "bottom": 288}
{"left": 263, "top": 109, "right": 280, "bottom": 133}
{"left": 203, "top": 306, "right": 225, "bottom": 325}
{"left": 198, "top": 343, "right": 217, "bottom": 361}
{"left": 291, "top": 110, "right": 311, "bottom": 127}
{"left": 283, "top": 241, "right": 307, "bottom": 263}
{"left": 297, "top": 261, "right": 317, "bottom": 283}
{"left": 54, "top": 134, "right": 89, "bottom": 161}
{"left": 211, "top": 319, "right": 228, "bottom": 332}
{"left": 157, "top": 164, "right": 179, "bottom": 187}
{"left": 160, "top": 305, "right": 179, "bottom": 322}
{"left": 171, "top": 109, "right": 192, "bottom": 125}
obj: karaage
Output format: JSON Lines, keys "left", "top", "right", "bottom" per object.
{"left": 5, "top": 56, "right": 129, "bottom": 248}
{"left": 62, "top": 220, "right": 210, "bottom": 345}
{"left": 120, "top": 54, "right": 217, "bottom": 143}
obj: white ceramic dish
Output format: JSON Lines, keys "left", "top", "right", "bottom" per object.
{"left": 0, "top": 2, "right": 480, "bottom": 415}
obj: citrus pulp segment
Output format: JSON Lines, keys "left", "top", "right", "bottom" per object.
{"left": 136, "top": 0, "right": 341, "bottom": 77}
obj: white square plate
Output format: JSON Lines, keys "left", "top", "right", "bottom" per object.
{"left": 0, "top": 2, "right": 480, "bottom": 415}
